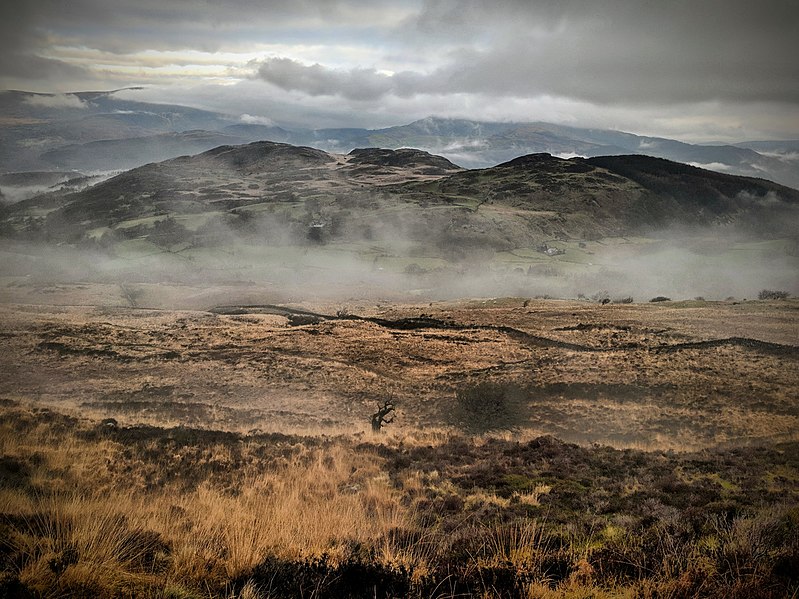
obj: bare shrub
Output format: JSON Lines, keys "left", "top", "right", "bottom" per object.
{"left": 758, "top": 289, "right": 790, "bottom": 300}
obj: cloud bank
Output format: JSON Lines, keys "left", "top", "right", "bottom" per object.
{"left": 0, "top": 0, "right": 797, "bottom": 141}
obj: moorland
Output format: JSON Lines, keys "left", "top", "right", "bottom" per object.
{"left": 1, "top": 289, "right": 797, "bottom": 598}
{"left": 0, "top": 130, "right": 798, "bottom": 597}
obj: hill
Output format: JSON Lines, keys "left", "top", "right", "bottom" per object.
{"left": 3, "top": 143, "right": 796, "bottom": 263}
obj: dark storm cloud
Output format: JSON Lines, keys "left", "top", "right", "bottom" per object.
{"left": 0, "top": 1, "right": 90, "bottom": 81}
{"left": 257, "top": 0, "right": 799, "bottom": 105}
{"left": 439, "top": 0, "right": 799, "bottom": 104}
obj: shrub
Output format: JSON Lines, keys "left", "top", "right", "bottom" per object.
{"left": 453, "top": 381, "right": 527, "bottom": 434}
{"left": 758, "top": 289, "right": 790, "bottom": 300}
{"left": 403, "top": 263, "right": 427, "bottom": 275}
{"left": 650, "top": 296, "right": 671, "bottom": 303}
{"left": 287, "top": 314, "right": 322, "bottom": 326}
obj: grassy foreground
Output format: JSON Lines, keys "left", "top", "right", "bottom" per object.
{"left": 1, "top": 402, "right": 798, "bottom": 598}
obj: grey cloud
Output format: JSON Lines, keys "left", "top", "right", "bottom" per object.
{"left": 435, "top": 39, "right": 799, "bottom": 105}
{"left": 256, "top": 58, "right": 439, "bottom": 101}
{"left": 255, "top": 31, "right": 799, "bottom": 107}
{"left": 0, "top": 0, "right": 407, "bottom": 56}
{"left": 1, "top": 0, "right": 797, "bottom": 140}
{"left": 257, "top": 59, "right": 395, "bottom": 101}
{"left": 5, "top": 0, "right": 797, "bottom": 107}
{"left": 410, "top": 0, "right": 797, "bottom": 42}
{"left": 0, "top": 53, "right": 89, "bottom": 84}
{"left": 400, "top": 0, "right": 799, "bottom": 105}
{"left": 0, "top": 1, "right": 91, "bottom": 83}
{"left": 1, "top": 0, "right": 395, "bottom": 85}
{"left": 22, "top": 93, "right": 88, "bottom": 109}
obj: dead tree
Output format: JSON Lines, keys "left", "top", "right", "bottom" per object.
{"left": 370, "top": 399, "right": 395, "bottom": 432}
{"left": 119, "top": 284, "right": 143, "bottom": 308}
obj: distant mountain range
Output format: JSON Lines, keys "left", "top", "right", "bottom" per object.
{"left": 1, "top": 90, "right": 797, "bottom": 190}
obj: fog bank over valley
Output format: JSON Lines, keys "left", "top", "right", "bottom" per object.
{"left": 2, "top": 216, "right": 796, "bottom": 309}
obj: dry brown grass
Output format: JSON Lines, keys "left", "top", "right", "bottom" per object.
{"left": 481, "top": 520, "right": 547, "bottom": 571}
{"left": 2, "top": 402, "right": 798, "bottom": 597}
{"left": 1, "top": 294, "right": 798, "bottom": 597}
{"left": 3, "top": 298, "right": 798, "bottom": 451}
{"left": 0, "top": 407, "right": 411, "bottom": 596}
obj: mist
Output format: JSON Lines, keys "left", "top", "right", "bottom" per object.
{"left": 2, "top": 218, "right": 796, "bottom": 310}
{"left": 0, "top": 171, "right": 118, "bottom": 205}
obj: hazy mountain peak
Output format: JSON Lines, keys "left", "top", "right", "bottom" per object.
{"left": 398, "top": 116, "right": 508, "bottom": 138}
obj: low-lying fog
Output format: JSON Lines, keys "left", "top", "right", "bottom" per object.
{"left": 1, "top": 228, "right": 796, "bottom": 307}
{"left": 0, "top": 171, "right": 120, "bottom": 205}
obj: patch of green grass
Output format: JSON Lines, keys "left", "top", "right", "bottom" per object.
{"left": 174, "top": 212, "right": 226, "bottom": 231}
{"left": 502, "top": 473, "right": 537, "bottom": 493}
{"left": 732, "top": 239, "right": 792, "bottom": 252}
{"left": 594, "top": 236, "right": 660, "bottom": 246}
{"left": 764, "top": 465, "right": 799, "bottom": 494}
{"left": 552, "top": 248, "right": 595, "bottom": 265}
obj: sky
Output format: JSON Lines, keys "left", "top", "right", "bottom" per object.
{"left": 1, "top": 0, "right": 797, "bottom": 141}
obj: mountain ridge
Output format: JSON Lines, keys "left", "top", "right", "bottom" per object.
{"left": 3, "top": 142, "right": 796, "bottom": 257}
{"left": 1, "top": 90, "right": 797, "bottom": 190}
